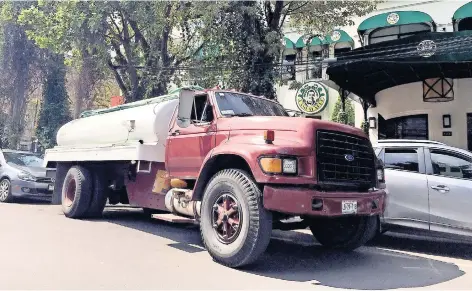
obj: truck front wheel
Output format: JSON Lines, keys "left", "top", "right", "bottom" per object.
{"left": 309, "top": 215, "right": 378, "bottom": 251}
{"left": 200, "top": 169, "right": 272, "bottom": 268}
{"left": 62, "top": 166, "right": 93, "bottom": 218}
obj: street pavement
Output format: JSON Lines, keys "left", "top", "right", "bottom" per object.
{"left": 1, "top": 199, "right": 471, "bottom": 290}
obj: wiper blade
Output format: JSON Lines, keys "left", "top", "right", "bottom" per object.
{"left": 232, "top": 113, "right": 254, "bottom": 117}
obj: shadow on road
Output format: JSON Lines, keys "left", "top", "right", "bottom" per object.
{"left": 11, "top": 197, "right": 52, "bottom": 205}
{"left": 368, "top": 233, "right": 472, "bottom": 261}
{"left": 102, "top": 207, "right": 465, "bottom": 290}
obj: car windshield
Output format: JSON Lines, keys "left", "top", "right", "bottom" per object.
{"left": 215, "top": 92, "right": 288, "bottom": 117}
{"left": 3, "top": 152, "right": 43, "bottom": 167}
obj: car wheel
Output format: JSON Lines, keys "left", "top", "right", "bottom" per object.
{"left": 200, "top": 169, "right": 272, "bottom": 268}
{"left": 309, "top": 215, "right": 378, "bottom": 251}
{"left": 61, "top": 166, "right": 93, "bottom": 218}
{"left": 0, "top": 178, "right": 13, "bottom": 203}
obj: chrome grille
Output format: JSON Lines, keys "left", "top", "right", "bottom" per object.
{"left": 36, "top": 177, "right": 53, "bottom": 183}
{"left": 316, "top": 130, "right": 376, "bottom": 189}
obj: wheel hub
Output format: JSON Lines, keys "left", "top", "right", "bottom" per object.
{"left": 0, "top": 181, "right": 9, "bottom": 200}
{"left": 211, "top": 193, "right": 242, "bottom": 244}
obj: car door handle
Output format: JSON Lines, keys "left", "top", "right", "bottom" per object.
{"left": 431, "top": 185, "right": 450, "bottom": 193}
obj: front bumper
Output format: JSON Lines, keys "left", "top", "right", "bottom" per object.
{"left": 263, "top": 185, "right": 386, "bottom": 217}
{"left": 10, "top": 180, "right": 53, "bottom": 199}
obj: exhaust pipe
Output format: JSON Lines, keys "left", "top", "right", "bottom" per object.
{"left": 165, "top": 189, "right": 201, "bottom": 218}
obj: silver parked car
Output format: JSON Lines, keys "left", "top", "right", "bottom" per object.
{"left": 0, "top": 149, "right": 54, "bottom": 202}
{"left": 373, "top": 139, "right": 472, "bottom": 241}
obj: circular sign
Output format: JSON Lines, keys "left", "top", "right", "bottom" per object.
{"left": 417, "top": 40, "right": 437, "bottom": 58}
{"left": 331, "top": 31, "right": 341, "bottom": 42}
{"left": 387, "top": 13, "right": 400, "bottom": 25}
{"left": 295, "top": 81, "right": 329, "bottom": 114}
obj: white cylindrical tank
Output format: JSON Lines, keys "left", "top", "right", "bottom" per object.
{"left": 56, "top": 96, "right": 179, "bottom": 147}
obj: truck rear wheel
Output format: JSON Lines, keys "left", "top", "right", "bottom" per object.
{"left": 84, "top": 171, "right": 109, "bottom": 218}
{"left": 309, "top": 215, "right": 378, "bottom": 251}
{"left": 200, "top": 169, "right": 272, "bottom": 268}
{"left": 62, "top": 166, "right": 93, "bottom": 218}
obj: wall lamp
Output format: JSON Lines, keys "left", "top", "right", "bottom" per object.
{"left": 369, "top": 117, "right": 377, "bottom": 129}
{"left": 443, "top": 114, "right": 451, "bottom": 128}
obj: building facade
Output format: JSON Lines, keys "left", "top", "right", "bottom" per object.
{"left": 278, "top": 0, "right": 472, "bottom": 151}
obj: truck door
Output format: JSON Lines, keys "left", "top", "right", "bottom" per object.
{"left": 166, "top": 91, "right": 216, "bottom": 179}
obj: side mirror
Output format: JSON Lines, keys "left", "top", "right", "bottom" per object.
{"left": 176, "top": 89, "right": 195, "bottom": 128}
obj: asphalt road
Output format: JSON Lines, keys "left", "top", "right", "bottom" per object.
{"left": 1, "top": 199, "right": 471, "bottom": 290}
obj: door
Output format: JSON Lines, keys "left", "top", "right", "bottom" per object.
{"left": 426, "top": 148, "right": 472, "bottom": 235}
{"left": 379, "top": 147, "right": 429, "bottom": 229}
{"left": 166, "top": 93, "right": 216, "bottom": 179}
{"left": 467, "top": 113, "right": 472, "bottom": 151}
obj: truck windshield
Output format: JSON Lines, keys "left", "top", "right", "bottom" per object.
{"left": 215, "top": 92, "right": 288, "bottom": 117}
{"left": 4, "top": 152, "right": 44, "bottom": 167}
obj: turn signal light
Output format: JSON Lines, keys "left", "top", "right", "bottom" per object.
{"left": 264, "top": 130, "right": 275, "bottom": 144}
{"left": 259, "top": 158, "right": 282, "bottom": 174}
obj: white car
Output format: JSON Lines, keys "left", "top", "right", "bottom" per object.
{"left": 373, "top": 139, "right": 472, "bottom": 241}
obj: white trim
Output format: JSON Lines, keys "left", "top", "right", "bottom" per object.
{"left": 42, "top": 143, "right": 165, "bottom": 167}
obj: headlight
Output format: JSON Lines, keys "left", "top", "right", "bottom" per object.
{"left": 18, "top": 172, "right": 36, "bottom": 182}
{"left": 259, "top": 157, "right": 297, "bottom": 174}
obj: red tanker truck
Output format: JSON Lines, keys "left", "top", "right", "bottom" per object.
{"left": 43, "top": 87, "right": 386, "bottom": 268}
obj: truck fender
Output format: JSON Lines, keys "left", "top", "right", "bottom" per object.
{"left": 191, "top": 149, "right": 258, "bottom": 202}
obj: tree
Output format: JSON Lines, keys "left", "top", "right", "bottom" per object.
{"left": 331, "top": 95, "right": 355, "bottom": 126}
{"left": 18, "top": 1, "right": 225, "bottom": 102}
{"left": 186, "top": 1, "right": 379, "bottom": 99}
{"left": 0, "top": 1, "right": 40, "bottom": 148}
{"left": 36, "top": 53, "right": 71, "bottom": 148}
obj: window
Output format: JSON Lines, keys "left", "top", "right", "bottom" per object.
{"left": 190, "top": 95, "right": 213, "bottom": 123}
{"left": 215, "top": 92, "right": 288, "bottom": 117}
{"left": 430, "top": 149, "right": 472, "bottom": 179}
{"left": 458, "top": 18, "right": 472, "bottom": 31}
{"left": 3, "top": 152, "right": 43, "bottom": 167}
{"left": 378, "top": 114, "right": 429, "bottom": 140}
{"left": 384, "top": 148, "right": 419, "bottom": 172}
{"left": 369, "top": 23, "right": 431, "bottom": 45}
{"left": 282, "top": 54, "right": 296, "bottom": 81}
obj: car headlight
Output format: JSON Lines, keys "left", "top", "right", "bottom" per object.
{"left": 259, "top": 157, "right": 297, "bottom": 174}
{"left": 18, "top": 172, "right": 36, "bottom": 182}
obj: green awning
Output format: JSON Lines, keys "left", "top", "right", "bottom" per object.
{"left": 453, "top": 1, "right": 472, "bottom": 21}
{"left": 295, "top": 36, "right": 305, "bottom": 48}
{"left": 310, "top": 36, "right": 324, "bottom": 46}
{"left": 358, "top": 11, "right": 434, "bottom": 34}
{"left": 295, "top": 36, "right": 324, "bottom": 48}
{"left": 284, "top": 37, "right": 296, "bottom": 50}
{"left": 324, "top": 30, "right": 354, "bottom": 46}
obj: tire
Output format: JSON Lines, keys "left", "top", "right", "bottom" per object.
{"left": 84, "top": 171, "right": 109, "bottom": 218}
{"left": 200, "top": 169, "right": 272, "bottom": 268}
{"left": 61, "top": 166, "right": 93, "bottom": 218}
{"left": 309, "top": 215, "right": 378, "bottom": 251}
{"left": 0, "top": 178, "right": 13, "bottom": 203}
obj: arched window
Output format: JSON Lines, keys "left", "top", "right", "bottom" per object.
{"left": 369, "top": 23, "right": 432, "bottom": 45}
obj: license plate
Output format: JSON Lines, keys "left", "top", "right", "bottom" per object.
{"left": 342, "top": 200, "right": 358, "bottom": 214}
{"left": 48, "top": 184, "right": 54, "bottom": 191}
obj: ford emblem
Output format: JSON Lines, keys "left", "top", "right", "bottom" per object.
{"left": 344, "top": 154, "right": 355, "bottom": 162}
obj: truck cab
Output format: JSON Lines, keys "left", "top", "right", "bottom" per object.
{"left": 43, "top": 87, "right": 386, "bottom": 268}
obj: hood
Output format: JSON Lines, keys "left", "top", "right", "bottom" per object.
{"left": 217, "top": 116, "right": 367, "bottom": 137}
{"left": 8, "top": 163, "right": 47, "bottom": 178}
